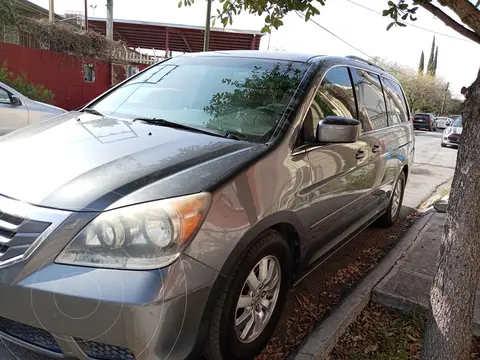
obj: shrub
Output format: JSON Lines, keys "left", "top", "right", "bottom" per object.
{"left": 0, "top": 61, "right": 55, "bottom": 104}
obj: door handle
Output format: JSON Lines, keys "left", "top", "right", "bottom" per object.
{"left": 355, "top": 149, "right": 366, "bottom": 159}
{"left": 372, "top": 144, "right": 380, "bottom": 153}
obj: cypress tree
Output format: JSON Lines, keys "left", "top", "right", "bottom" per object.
{"left": 427, "top": 36, "right": 436, "bottom": 76}
{"left": 418, "top": 51, "right": 425, "bottom": 75}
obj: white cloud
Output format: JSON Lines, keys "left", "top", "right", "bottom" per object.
{"left": 32, "top": 0, "right": 480, "bottom": 94}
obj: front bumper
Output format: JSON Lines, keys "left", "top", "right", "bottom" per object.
{"left": 0, "top": 255, "right": 218, "bottom": 360}
{"left": 0, "top": 194, "right": 219, "bottom": 360}
{"left": 442, "top": 134, "right": 461, "bottom": 146}
{"left": 413, "top": 122, "right": 431, "bottom": 129}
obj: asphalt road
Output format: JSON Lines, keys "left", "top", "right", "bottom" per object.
{"left": 403, "top": 129, "right": 457, "bottom": 209}
{"left": 0, "top": 129, "right": 459, "bottom": 360}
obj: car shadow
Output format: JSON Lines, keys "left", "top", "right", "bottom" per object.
{"left": 414, "top": 130, "right": 442, "bottom": 137}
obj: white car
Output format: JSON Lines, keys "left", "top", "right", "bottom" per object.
{"left": 441, "top": 117, "right": 462, "bottom": 147}
{"left": 434, "top": 116, "right": 451, "bottom": 129}
{"left": 0, "top": 81, "right": 66, "bottom": 135}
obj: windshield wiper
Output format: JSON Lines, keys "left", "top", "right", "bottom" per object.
{"left": 82, "top": 108, "right": 106, "bottom": 117}
{"left": 132, "top": 117, "right": 244, "bottom": 140}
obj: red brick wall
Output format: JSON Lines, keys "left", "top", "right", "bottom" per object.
{"left": 0, "top": 42, "right": 111, "bottom": 110}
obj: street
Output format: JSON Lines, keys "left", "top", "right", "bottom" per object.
{"left": 0, "top": 130, "right": 458, "bottom": 360}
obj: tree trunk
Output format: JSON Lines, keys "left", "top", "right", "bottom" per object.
{"left": 421, "top": 69, "right": 480, "bottom": 360}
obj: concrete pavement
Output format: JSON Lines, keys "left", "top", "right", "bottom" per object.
{"left": 373, "top": 210, "right": 480, "bottom": 336}
{"left": 0, "top": 130, "right": 458, "bottom": 360}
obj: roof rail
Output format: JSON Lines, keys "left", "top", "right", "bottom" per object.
{"left": 345, "top": 55, "right": 386, "bottom": 72}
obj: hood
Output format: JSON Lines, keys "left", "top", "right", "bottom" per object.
{"left": 0, "top": 113, "right": 261, "bottom": 212}
{"left": 32, "top": 100, "right": 66, "bottom": 113}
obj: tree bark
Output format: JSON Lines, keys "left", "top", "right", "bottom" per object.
{"left": 421, "top": 69, "right": 480, "bottom": 359}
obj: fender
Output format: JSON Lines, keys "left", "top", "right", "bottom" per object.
{"left": 218, "top": 210, "right": 309, "bottom": 278}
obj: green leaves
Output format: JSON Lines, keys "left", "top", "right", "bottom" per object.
{"left": 383, "top": 0, "right": 422, "bottom": 31}
{"left": 178, "top": 0, "right": 326, "bottom": 31}
{"left": 176, "top": 0, "right": 426, "bottom": 34}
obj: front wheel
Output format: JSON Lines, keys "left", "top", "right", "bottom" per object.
{"left": 378, "top": 172, "right": 406, "bottom": 227}
{"left": 204, "top": 230, "right": 292, "bottom": 360}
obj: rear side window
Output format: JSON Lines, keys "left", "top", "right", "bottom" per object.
{"left": 382, "top": 78, "right": 408, "bottom": 125}
{"left": 350, "top": 69, "right": 388, "bottom": 131}
{"left": 302, "top": 66, "right": 357, "bottom": 141}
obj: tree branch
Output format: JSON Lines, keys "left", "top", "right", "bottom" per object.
{"left": 438, "top": 0, "right": 480, "bottom": 35}
{"left": 420, "top": 1, "right": 480, "bottom": 44}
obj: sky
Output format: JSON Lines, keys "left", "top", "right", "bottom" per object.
{"left": 30, "top": 0, "right": 480, "bottom": 95}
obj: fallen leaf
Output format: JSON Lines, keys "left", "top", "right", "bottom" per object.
{"left": 407, "top": 333, "right": 419, "bottom": 342}
{"left": 364, "top": 344, "right": 378, "bottom": 353}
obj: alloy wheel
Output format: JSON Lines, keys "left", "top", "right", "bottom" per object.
{"left": 391, "top": 178, "right": 403, "bottom": 218}
{"left": 234, "top": 255, "right": 281, "bottom": 343}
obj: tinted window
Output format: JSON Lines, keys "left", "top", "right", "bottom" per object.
{"left": 414, "top": 114, "right": 430, "bottom": 120}
{"left": 453, "top": 119, "right": 462, "bottom": 127}
{"left": 0, "top": 88, "right": 10, "bottom": 103}
{"left": 382, "top": 78, "right": 408, "bottom": 125}
{"left": 302, "top": 66, "right": 357, "bottom": 141}
{"left": 93, "top": 57, "right": 309, "bottom": 143}
{"left": 350, "top": 69, "right": 388, "bottom": 131}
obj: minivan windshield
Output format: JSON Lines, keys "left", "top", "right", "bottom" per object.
{"left": 91, "top": 56, "right": 310, "bottom": 142}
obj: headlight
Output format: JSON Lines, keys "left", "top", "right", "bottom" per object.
{"left": 445, "top": 127, "right": 452, "bottom": 134}
{"left": 55, "top": 193, "right": 211, "bottom": 270}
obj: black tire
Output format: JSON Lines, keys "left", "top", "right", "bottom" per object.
{"left": 377, "top": 172, "right": 406, "bottom": 228}
{"left": 204, "top": 229, "right": 292, "bottom": 360}
{"left": 441, "top": 143, "right": 447, "bottom": 147}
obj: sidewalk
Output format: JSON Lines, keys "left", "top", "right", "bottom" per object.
{"left": 373, "top": 210, "right": 480, "bottom": 336}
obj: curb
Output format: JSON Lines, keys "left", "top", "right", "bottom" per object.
{"left": 293, "top": 212, "right": 434, "bottom": 360}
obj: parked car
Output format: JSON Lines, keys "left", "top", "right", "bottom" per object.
{"left": 434, "top": 116, "right": 451, "bottom": 129}
{"left": 442, "top": 117, "right": 463, "bottom": 147}
{"left": 0, "top": 51, "right": 414, "bottom": 360}
{"left": 0, "top": 81, "right": 65, "bottom": 135}
{"left": 413, "top": 113, "right": 437, "bottom": 131}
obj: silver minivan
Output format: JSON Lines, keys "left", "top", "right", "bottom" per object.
{"left": 0, "top": 81, "right": 66, "bottom": 135}
{"left": 0, "top": 51, "right": 414, "bottom": 360}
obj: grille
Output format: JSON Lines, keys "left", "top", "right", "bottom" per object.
{"left": 77, "top": 339, "right": 136, "bottom": 360}
{"left": 448, "top": 134, "right": 460, "bottom": 142}
{"left": 0, "top": 316, "right": 62, "bottom": 353}
{"left": 0, "top": 195, "right": 70, "bottom": 268}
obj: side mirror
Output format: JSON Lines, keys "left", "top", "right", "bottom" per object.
{"left": 10, "top": 95, "right": 21, "bottom": 106}
{"left": 316, "top": 116, "right": 361, "bottom": 143}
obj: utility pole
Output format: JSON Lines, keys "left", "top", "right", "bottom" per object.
{"left": 49, "top": 0, "right": 54, "bottom": 22}
{"left": 203, "top": 0, "right": 212, "bottom": 52}
{"left": 84, "top": 0, "right": 89, "bottom": 31}
{"left": 440, "top": 82, "right": 450, "bottom": 115}
{"left": 106, "top": 0, "right": 114, "bottom": 40}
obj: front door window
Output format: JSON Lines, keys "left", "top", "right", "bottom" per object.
{"left": 0, "top": 88, "right": 11, "bottom": 104}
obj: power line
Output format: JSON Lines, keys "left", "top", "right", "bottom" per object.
{"left": 346, "top": 0, "right": 474, "bottom": 43}
{"left": 294, "top": 11, "right": 411, "bottom": 78}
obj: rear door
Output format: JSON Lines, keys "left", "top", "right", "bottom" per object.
{"left": 348, "top": 68, "right": 391, "bottom": 222}
{"left": 301, "top": 66, "right": 378, "bottom": 265}
{"left": 0, "top": 87, "right": 28, "bottom": 135}
{"left": 381, "top": 77, "right": 412, "bottom": 193}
